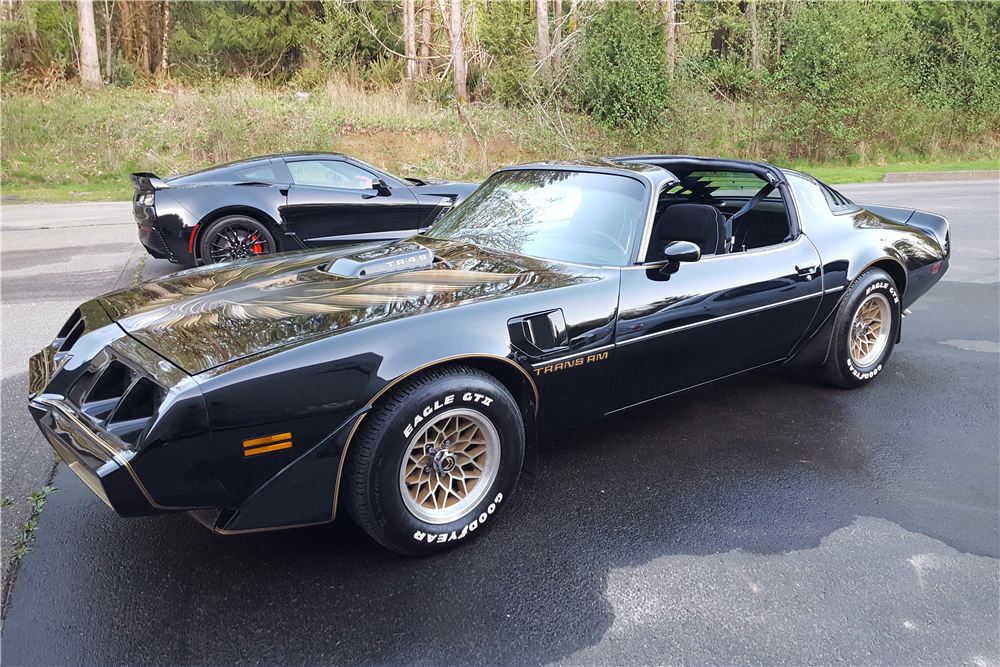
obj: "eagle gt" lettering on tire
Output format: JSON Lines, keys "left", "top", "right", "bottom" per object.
{"left": 819, "top": 268, "right": 901, "bottom": 389}
{"left": 343, "top": 365, "right": 525, "bottom": 555}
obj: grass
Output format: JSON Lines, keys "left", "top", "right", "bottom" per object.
{"left": 2, "top": 79, "right": 997, "bottom": 203}
{"left": 8, "top": 486, "right": 56, "bottom": 561}
{"left": 803, "top": 158, "right": 1000, "bottom": 184}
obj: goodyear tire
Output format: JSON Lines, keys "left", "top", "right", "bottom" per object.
{"left": 344, "top": 366, "right": 525, "bottom": 555}
{"left": 199, "top": 215, "right": 276, "bottom": 265}
{"left": 820, "top": 268, "right": 901, "bottom": 388}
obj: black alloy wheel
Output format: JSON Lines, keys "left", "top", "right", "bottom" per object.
{"left": 199, "top": 215, "right": 276, "bottom": 265}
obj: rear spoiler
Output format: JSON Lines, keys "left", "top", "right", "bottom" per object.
{"left": 863, "top": 204, "right": 950, "bottom": 251}
{"left": 130, "top": 172, "right": 169, "bottom": 191}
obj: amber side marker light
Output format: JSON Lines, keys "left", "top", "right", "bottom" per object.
{"left": 244, "top": 432, "right": 292, "bottom": 456}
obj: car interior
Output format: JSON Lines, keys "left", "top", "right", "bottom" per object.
{"left": 642, "top": 166, "right": 795, "bottom": 262}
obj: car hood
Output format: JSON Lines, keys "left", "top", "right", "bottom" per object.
{"left": 100, "top": 239, "right": 597, "bottom": 374}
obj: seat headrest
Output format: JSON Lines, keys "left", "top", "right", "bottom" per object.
{"left": 659, "top": 204, "right": 725, "bottom": 256}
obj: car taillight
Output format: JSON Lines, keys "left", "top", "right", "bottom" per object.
{"left": 137, "top": 192, "right": 155, "bottom": 207}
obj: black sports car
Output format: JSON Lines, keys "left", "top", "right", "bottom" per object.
{"left": 131, "top": 152, "right": 479, "bottom": 266}
{"left": 31, "top": 156, "right": 950, "bottom": 555}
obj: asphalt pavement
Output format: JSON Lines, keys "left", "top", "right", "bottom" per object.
{"left": 1, "top": 180, "right": 997, "bottom": 665}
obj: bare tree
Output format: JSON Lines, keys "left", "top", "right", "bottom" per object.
{"left": 419, "top": 0, "right": 433, "bottom": 77}
{"left": 553, "top": 0, "right": 562, "bottom": 70}
{"left": 101, "top": 0, "right": 113, "bottom": 83}
{"left": 77, "top": 0, "right": 103, "bottom": 87}
{"left": 450, "top": 0, "right": 466, "bottom": 103}
{"left": 747, "top": 0, "right": 760, "bottom": 78}
{"left": 663, "top": 0, "right": 677, "bottom": 79}
{"left": 403, "top": 0, "right": 416, "bottom": 79}
{"left": 536, "top": 0, "right": 550, "bottom": 80}
{"left": 159, "top": 0, "right": 169, "bottom": 78}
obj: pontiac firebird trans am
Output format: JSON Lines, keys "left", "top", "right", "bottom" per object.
{"left": 29, "top": 156, "right": 950, "bottom": 555}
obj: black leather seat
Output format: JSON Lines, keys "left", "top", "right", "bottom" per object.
{"left": 650, "top": 203, "right": 728, "bottom": 259}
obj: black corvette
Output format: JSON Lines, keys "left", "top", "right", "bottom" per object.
{"left": 31, "top": 156, "right": 950, "bottom": 555}
{"left": 131, "top": 152, "right": 479, "bottom": 266}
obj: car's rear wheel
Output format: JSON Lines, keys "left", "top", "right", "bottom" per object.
{"left": 344, "top": 366, "right": 524, "bottom": 555}
{"left": 820, "top": 268, "right": 901, "bottom": 388}
{"left": 199, "top": 215, "right": 276, "bottom": 265}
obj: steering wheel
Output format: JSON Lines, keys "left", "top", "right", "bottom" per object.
{"left": 580, "top": 230, "right": 626, "bottom": 256}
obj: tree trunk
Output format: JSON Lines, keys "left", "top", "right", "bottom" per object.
{"left": 159, "top": 0, "right": 169, "bottom": 77}
{"left": 419, "top": 0, "right": 433, "bottom": 77}
{"left": 536, "top": 0, "right": 550, "bottom": 80}
{"left": 403, "top": 0, "right": 416, "bottom": 79}
{"left": 450, "top": 0, "right": 466, "bottom": 103}
{"left": 102, "top": 0, "right": 113, "bottom": 83}
{"left": 569, "top": 0, "right": 577, "bottom": 34}
{"left": 664, "top": 0, "right": 676, "bottom": 79}
{"left": 776, "top": 0, "right": 786, "bottom": 62}
{"left": 747, "top": 0, "right": 760, "bottom": 78}
{"left": 119, "top": 0, "right": 134, "bottom": 63}
{"left": 553, "top": 0, "right": 562, "bottom": 70}
{"left": 77, "top": 0, "right": 103, "bottom": 87}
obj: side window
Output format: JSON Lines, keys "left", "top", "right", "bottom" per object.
{"left": 286, "top": 161, "right": 377, "bottom": 189}
{"left": 653, "top": 169, "right": 792, "bottom": 253}
{"left": 787, "top": 172, "right": 829, "bottom": 220}
{"left": 235, "top": 166, "right": 277, "bottom": 182}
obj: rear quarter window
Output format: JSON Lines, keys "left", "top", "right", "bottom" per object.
{"left": 235, "top": 166, "right": 278, "bottom": 182}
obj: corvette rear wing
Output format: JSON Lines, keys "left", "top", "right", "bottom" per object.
{"left": 130, "top": 172, "right": 169, "bottom": 191}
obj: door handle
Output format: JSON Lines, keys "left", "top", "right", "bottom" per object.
{"left": 796, "top": 264, "right": 819, "bottom": 279}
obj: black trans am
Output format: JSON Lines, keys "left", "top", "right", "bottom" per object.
{"left": 31, "top": 156, "right": 950, "bottom": 555}
{"left": 132, "top": 152, "right": 478, "bottom": 266}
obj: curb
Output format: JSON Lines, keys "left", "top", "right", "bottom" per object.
{"left": 882, "top": 170, "right": 999, "bottom": 182}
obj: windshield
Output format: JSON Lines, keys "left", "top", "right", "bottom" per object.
{"left": 426, "top": 169, "right": 647, "bottom": 266}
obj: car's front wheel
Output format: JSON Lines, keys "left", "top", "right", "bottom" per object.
{"left": 820, "top": 268, "right": 901, "bottom": 388}
{"left": 344, "top": 366, "right": 524, "bottom": 555}
{"left": 199, "top": 215, "right": 276, "bottom": 264}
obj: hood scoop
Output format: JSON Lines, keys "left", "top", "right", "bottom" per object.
{"left": 325, "top": 242, "right": 434, "bottom": 279}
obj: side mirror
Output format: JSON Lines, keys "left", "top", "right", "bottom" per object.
{"left": 375, "top": 179, "right": 391, "bottom": 197}
{"left": 658, "top": 240, "right": 701, "bottom": 278}
{"left": 663, "top": 240, "right": 702, "bottom": 263}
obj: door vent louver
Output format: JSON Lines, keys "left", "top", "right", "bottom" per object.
{"left": 521, "top": 320, "right": 533, "bottom": 345}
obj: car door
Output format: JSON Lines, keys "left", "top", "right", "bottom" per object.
{"left": 281, "top": 159, "right": 422, "bottom": 248}
{"left": 607, "top": 235, "right": 824, "bottom": 412}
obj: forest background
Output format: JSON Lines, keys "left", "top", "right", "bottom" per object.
{"left": 1, "top": 0, "right": 998, "bottom": 202}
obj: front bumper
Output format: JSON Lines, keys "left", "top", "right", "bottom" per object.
{"left": 29, "top": 397, "right": 165, "bottom": 516}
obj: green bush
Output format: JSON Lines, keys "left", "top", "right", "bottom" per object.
{"left": 570, "top": 2, "right": 671, "bottom": 142}
{"left": 479, "top": 0, "right": 536, "bottom": 106}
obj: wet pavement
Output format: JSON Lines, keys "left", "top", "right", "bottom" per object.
{"left": 1, "top": 180, "right": 997, "bottom": 665}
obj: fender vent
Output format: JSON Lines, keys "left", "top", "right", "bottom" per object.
{"left": 78, "top": 359, "right": 165, "bottom": 445}
{"left": 107, "top": 378, "right": 164, "bottom": 445}
{"left": 82, "top": 361, "right": 132, "bottom": 421}
{"left": 56, "top": 309, "right": 85, "bottom": 352}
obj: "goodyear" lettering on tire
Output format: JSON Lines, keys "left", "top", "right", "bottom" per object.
{"left": 412, "top": 493, "right": 504, "bottom": 543}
